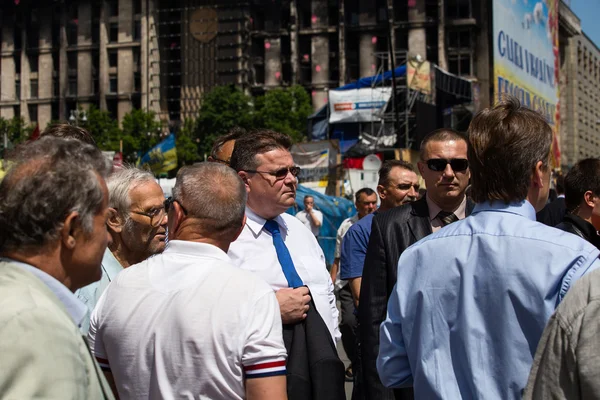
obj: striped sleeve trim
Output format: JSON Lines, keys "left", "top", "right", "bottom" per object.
{"left": 243, "top": 360, "right": 286, "bottom": 379}
{"left": 95, "top": 356, "right": 111, "bottom": 371}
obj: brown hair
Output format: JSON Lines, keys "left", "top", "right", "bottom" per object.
{"left": 378, "top": 160, "right": 414, "bottom": 186}
{"left": 419, "top": 128, "right": 467, "bottom": 160}
{"left": 41, "top": 123, "right": 96, "bottom": 146}
{"left": 467, "top": 96, "right": 552, "bottom": 204}
{"left": 230, "top": 130, "right": 292, "bottom": 171}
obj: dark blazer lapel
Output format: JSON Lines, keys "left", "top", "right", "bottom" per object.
{"left": 407, "top": 198, "right": 432, "bottom": 241}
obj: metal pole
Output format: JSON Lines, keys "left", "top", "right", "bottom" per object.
{"left": 385, "top": 4, "right": 401, "bottom": 148}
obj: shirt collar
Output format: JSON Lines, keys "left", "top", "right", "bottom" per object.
{"left": 245, "top": 206, "right": 288, "bottom": 236}
{"left": 426, "top": 194, "right": 467, "bottom": 221}
{"left": 3, "top": 258, "right": 88, "bottom": 326}
{"left": 102, "top": 249, "right": 124, "bottom": 281}
{"left": 472, "top": 200, "right": 537, "bottom": 220}
{"left": 163, "top": 240, "right": 231, "bottom": 263}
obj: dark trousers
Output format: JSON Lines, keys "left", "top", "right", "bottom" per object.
{"left": 338, "top": 284, "right": 357, "bottom": 364}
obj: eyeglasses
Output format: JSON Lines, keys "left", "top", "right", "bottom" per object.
{"left": 164, "top": 196, "right": 188, "bottom": 215}
{"left": 244, "top": 166, "right": 301, "bottom": 181}
{"left": 130, "top": 206, "right": 167, "bottom": 228}
{"left": 426, "top": 158, "right": 469, "bottom": 172}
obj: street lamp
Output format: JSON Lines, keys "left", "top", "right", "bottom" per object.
{"left": 69, "top": 109, "right": 87, "bottom": 126}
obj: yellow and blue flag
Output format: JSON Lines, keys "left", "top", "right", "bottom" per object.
{"left": 138, "top": 134, "right": 177, "bottom": 174}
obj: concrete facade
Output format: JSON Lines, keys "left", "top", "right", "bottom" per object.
{"left": 0, "top": 0, "right": 159, "bottom": 129}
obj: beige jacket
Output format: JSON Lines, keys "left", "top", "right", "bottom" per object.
{"left": 0, "top": 261, "right": 114, "bottom": 399}
{"left": 524, "top": 267, "right": 600, "bottom": 399}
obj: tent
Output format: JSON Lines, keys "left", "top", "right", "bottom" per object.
{"left": 286, "top": 185, "right": 355, "bottom": 268}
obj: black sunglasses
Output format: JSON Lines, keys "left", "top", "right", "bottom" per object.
{"left": 164, "top": 197, "right": 188, "bottom": 215}
{"left": 245, "top": 166, "right": 301, "bottom": 181}
{"left": 426, "top": 158, "right": 469, "bottom": 172}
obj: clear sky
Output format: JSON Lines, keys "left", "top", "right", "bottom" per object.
{"left": 570, "top": 0, "right": 600, "bottom": 47}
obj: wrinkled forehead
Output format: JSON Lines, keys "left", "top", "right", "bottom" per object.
{"left": 422, "top": 139, "right": 468, "bottom": 159}
{"left": 128, "top": 180, "right": 165, "bottom": 209}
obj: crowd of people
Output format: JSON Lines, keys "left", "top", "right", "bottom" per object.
{"left": 1, "top": 95, "right": 600, "bottom": 400}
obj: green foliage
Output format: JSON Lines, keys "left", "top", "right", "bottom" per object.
{"left": 176, "top": 118, "right": 199, "bottom": 167}
{"left": 255, "top": 85, "right": 312, "bottom": 143}
{"left": 121, "top": 109, "right": 163, "bottom": 163}
{"left": 192, "top": 84, "right": 312, "bottom": 156}
{"left": 84, "top": 106, "right": 121, "bottom": 153}
{"left": 193, "top": 85, "right": 256, "bottom": 157}
{"left": 0, "top": 116, "right": 35, "bottom": 154}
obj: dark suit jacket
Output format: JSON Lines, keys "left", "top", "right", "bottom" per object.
{"left": 358, "top": 197, "right": 474, "bottom": 400}
{"left": 536, "top": 197, "right": 566, "bottom": 227}
{"left": 283, "top": 294, "right": 346, "bottom": 400}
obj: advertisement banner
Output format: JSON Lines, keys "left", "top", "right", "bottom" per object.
{"left": 493, "top": 0, "right": 560, "bottom": 166}
{"left": 329, "top": 88, "right": 392, "bottom": 123}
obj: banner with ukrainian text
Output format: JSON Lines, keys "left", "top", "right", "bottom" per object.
{"left": 493, "top": 0, "right": 560, "bottom": 167}
{"left": 138, "top": 133, "right": 177, "bottom": 174}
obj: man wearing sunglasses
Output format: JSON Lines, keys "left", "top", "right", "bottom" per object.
{"left": 377, "top": 98, "right": 600, "bottom": 399}
{"left": 76, "top": 166, "right": 167, "bottom": 333}
{"left": 228, "top": 130, "right": 344, "bottom": 397}
{"left": 359, "top": 128, "right": 473, "bottom": 400}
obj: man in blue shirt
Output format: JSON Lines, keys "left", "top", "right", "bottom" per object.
{"left": 377, "top": 97, "right": 600, "bottom": 399}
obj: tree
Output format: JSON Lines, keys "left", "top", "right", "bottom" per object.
{"left": 121, "top": 109, "right": 163, "bottom": 163}
{"left": 84, "top": 105, "right": 121, "bottom": 153}
{"left": 193, "top": 85, "right": 256, "bottom": 156}
{"left": 255, "top": 85, "right": 312, "bottom": 143}
{"left": 0, "top": 116, "right": 35, "bottom": 154}
{"left": 176, "top": 118, "right": 199, "bottom": 167}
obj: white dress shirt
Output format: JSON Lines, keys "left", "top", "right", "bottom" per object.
{"left": 89, "top": 241, "right": 286, "bottom": 400}
{"left": 229, "top": 207, "right": 341, "bottom": 343}
{"left": 295, "top": 209, "right": 324, "bottom": 236}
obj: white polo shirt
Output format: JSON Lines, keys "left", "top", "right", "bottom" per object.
{"left": 88, "top": 240, "right": 287, "bottom": 400}
{"left": 228, "top": 207, "right": 341, "bottom": 343}
{"left": 295, "top": 209, "right": 324, "bottom": 236}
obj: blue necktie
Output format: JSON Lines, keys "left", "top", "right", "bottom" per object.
{"left": 263, "top": 220, "right": 304, "bottom": 288}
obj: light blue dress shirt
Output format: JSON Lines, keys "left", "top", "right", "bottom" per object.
{"left": 377, "top": 200, "right": 600, "bottom": 399}
{"left": 76, "top": 249, "right": 123, "bottom": 334}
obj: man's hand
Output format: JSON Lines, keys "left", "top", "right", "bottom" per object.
{"left": 276, "top": 287, "right": 311, "bottom": 324}
{"left": 305, "top": 203, "right": 313, "bottom": 213}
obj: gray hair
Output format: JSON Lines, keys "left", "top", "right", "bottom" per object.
{"left": 173, "top": 162, "right": 246, "bottom": 238}
{"left": 107, "top": 166, "right": 156, "bottom": 219}
{"left": 0, "top": 137, "right": 112, "bottom": 253}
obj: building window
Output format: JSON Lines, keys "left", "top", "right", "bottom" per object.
{"left": 108, "top": 50, "right": 118, "bottom": 68}
{"left": 134, "top": 72, "right": 141, "bottom": 92}
{"left": 67, "top": 22, "right": 78, "bottom": 46}
{"left": 107, "top": 0, "right": 119, "bottom": 17}
{"left": 446, "top": 0, "right": 471, "bottom": 19}
{"left": 68, "top": 77, "right": 77, "bottom": 96}
{"left": 133, "top": 47, "right": 140, "bottom": 69}
{"left": 29, "top": 54, "right": 39, "bottom": 73}
{"left": 447, "top": 29, "right": 473, "bottom": 76}
{"left": 28, "top": 104, "right": 38, "bottom": 123}
{"left": 109, "top": 22, "right": 119, "bottom": 43}
{"left": 53, "top": 77, "right": 59, "bottom": 97}
{"left": 109, "top": 75, "right": 118, "bottom": 93}
{"left": 68, "top": 52, "right": 77, "bottom": 75}
{"left": 133, "top": 0, "right": 142, "bottom": 15}
{"left": 30, "top": 79, "right": 38, "bottom": 99}
{"left": 15, "top": 80, "right": 20, "bottom": 100}
{"left": 134, "top": 19, "right": 142, "bottom": 41}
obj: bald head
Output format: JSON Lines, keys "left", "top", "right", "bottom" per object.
{"left": 172, "top": 162, "right": 247, "bottom": 241}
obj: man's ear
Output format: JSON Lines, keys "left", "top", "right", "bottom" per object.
{"left": 61, "top": 211, "right": 81, "bottom": 250}
{"left": 584, "top": 190, "right": 596, "bottom": 208}
{"left": 377, "top": 184, "right": 386, "bottom": 200}
{"left": 238, "top": 171, "right": 251, "bottom": 192}
{"left": 106, "top": 208, "right": 124, "bottom": 233}
{"left": 417, "top": 161, "right": 426, "bottom": 177}
{"left": 531, "top": 161, "right": 545, "bottom": 188}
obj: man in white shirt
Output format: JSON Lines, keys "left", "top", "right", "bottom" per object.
{"left": 295, "top": 195, "right": 323, "bottom": 236}
{"left": 88, "top": 162, "right": 287, "bottom": 400}
{"left": 228, "top": 130, "right": 341, "bottom": 345}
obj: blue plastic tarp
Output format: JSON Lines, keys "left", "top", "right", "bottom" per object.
{"left": 336, "top": 65, "right": 407, "bottom": 91}
{"left": 286, "top": 185, "right": 355, "bottom": 268}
